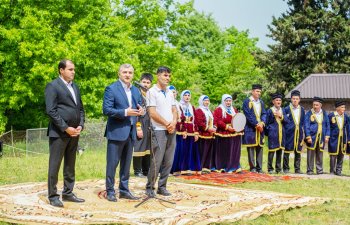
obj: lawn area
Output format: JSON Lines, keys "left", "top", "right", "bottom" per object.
{"left": 1, "top": 146, "right": 350, "bottom": 224}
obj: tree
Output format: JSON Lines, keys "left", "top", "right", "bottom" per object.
{"left": 168, "top": 2, "right": 265, "bottom": 106}
{"left": 265, "top": 0, "right": 350, "bottom": 93}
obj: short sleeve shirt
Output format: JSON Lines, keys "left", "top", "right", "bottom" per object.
{"left": 147, "top": 85, "right": 175, "bottom": 130}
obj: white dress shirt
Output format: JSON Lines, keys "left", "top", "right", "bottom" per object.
{"left": 250, "top": 96, "right": 261, "bottom": 117}
{"left": 291, "top": 104, "right": 300, "bottom": 125}
{"left": 119, "top": 79, "right": 133, "bottom": 118}
{"left": 59, "top": 76, "right": 77, "bottom": 104}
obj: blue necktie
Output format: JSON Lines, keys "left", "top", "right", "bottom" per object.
{"left": 227, "top": 108, "right": 232, "bottom": 114}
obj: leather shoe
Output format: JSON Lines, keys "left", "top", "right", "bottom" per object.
{"left": 295, "top": 170, "right": 303, "bottom": 174}
{"left": 307, "top": 171, "right": 314, "bottom": 175}
{"left": 106, "top": 194, "right": 117, "bottom": 202}
{"left": 62, "top": 194, "right": 85, "bottom": 203}
{"left": 119, "top": 192, "right": 140, "bottom": 200}
{"left": 335, "top": 172, "right": 342, "bottom": 176}
{"left": 49, "top": 199, "right": 64, "bottom": 207}
{"left": 146, "top": 189, "right": 156, "bottom": 197}
{"left": 157, "top": 189, "right": 171, "bottom": 196}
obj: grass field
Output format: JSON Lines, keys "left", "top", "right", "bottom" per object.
{"left": 1, "top": 146, "right": 350, "bottom": 224}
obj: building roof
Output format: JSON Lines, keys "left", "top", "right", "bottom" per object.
{"left": 285, "top": 74, "right": 350, "bottom": 99}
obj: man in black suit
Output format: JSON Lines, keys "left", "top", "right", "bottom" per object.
{"left": 45, "top": 59, "right": 85, "bottom": 207}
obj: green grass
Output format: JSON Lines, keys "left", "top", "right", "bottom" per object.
{"left": 1, "top": 147, "right": 350, "bottom": 224}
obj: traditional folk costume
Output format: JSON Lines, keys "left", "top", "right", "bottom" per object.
{"left": 304, "top": 97, "right": 330, "bottom": 175}
{"left": 265, "top": 93, "right": 288, "bottom": 174}
{"left": 242, "top": 84, "right": 267, "bottom": 173}
{"left": 133, "top": 89, "right": 151, "bottom": 176}
{"left": 195, "top": 95, "right": 216, "bottom": 173}
{"left": 328, "top": 101, "right": 348, "bottom": 176}
{"left": 283, "top": 90, "right": 305, "bottom": 174}
{"left": 213, "top": 94, "right": 243, "bottom": 173}
{"left": 171, "top": 90, "right": 201, "bottom": 175}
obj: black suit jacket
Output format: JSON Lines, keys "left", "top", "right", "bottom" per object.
{"left": 45, "top": 77, "right": 85, "bottom": 138}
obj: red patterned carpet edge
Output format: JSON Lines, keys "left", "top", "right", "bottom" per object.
{"left": 176, "top": 170, "right": 301, "bottom": 185}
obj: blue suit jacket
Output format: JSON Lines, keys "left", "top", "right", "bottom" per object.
{"left": 103, "top": 80, "right": 142, "bottom": 141}
{"left": 265, "top": 107, "right": 289, "bottom": 151}
{"left": 304, "top": 109, "right": 330, "bottom": 150}
{"left": 328, "top": 112, "right": 348, "bottom": 155}
{"left": 242, "top": 97, "right": 267, "bottom": 147}
{"left": 283, "top": 105, "right": 305, "bottom": 153}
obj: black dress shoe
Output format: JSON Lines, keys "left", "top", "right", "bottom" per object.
{"left": 317, "top": 172, "right": 323, "bottom": 175}
{"left": 106, "top": 194, "right": 117, "bottom": 202}
{"left": 307, "top": 171, "right": 314, "bottom": 175}
{"left": 62, "top": 194, "right": 85, "bottom": 203}
{"left": 283, "top": 170, "right": 290, "bottom": 174}
{"left": 257, "top": 170, "right": 265, "bottom": 174}
{"left": 145, "top": 189, "right": 156, "bottom": 197}
{"left": 295, "top": 170, "right": 303, "bottom": 174}
{"left": 119, "top": 192, "right": 140, "bottom": 200}
{"left": 50, "top": 199, "right": 64, "bottom": 207}
{"left": 157, "top": 189, "right": 171, "bottom": 196}
{"left": 335, "top": 173, "right": 342, "bottom": 176}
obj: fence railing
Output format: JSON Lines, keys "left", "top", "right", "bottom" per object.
{"left": 1, "top": 123, "right": 107, "bottom": 157}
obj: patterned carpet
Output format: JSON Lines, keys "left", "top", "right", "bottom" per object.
{"left": 0, "top": 178, "right": 326, "bottom": 225}
{"left": 177, "top": 170, "right": 300, "bottom": 185}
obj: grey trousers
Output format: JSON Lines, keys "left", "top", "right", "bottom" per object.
{"left": 307, "top": 143, "right": 323, "bottom": 174}
{"left": 146, "top": 130, "right": 176, "bottom": 191}
{"left": 330, "top": 151, "right": 344, "bottom": 175}
{"left": 247, "top": 146, "right": 263, "bottom": 172}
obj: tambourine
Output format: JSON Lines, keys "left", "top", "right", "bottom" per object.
{"left": 231, "top": 113, "right": 247, "bottom": 132}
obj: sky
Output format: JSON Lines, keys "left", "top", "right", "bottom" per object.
{"left": 186, "top": 0, "right": 289, "bottom": 50}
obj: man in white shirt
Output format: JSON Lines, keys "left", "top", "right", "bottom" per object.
{"left": 145, "top": 66, "right": 177, "bottom": 197}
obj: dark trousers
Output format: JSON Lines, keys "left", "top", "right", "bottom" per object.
{"left": 247, "top": 146, "right": 263, "bottom": 172}
{"left": 307, "top": 143, "right": 323, "bottom": 174}
{"left": 146, "top": 130, "right": 176, "bottom": 191}
{"left": 330, "top": 152, "right": 344, "bottom": 175}
{"left": 268, "top": 149, "right": 282, "bottom": 173}
{"left": 133, "top": 155, "right": 150, "bottom": 176}
{"left": 48, "top": 137, "right": 79, "bottom": 201}
{"left": 283, "top": 150, "right": 302, "bottom": 172}
{"left": 106, "top": 138, "right": 134, "bottom": 196}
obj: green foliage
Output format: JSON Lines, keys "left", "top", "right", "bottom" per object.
{"left": 264, "top": 0, "right": 350, "bottom": 93}
{"left": 0, "top": 0, "right": 264, "bottom": 131}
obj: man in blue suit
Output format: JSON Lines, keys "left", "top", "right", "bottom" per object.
{"left": 304, "top": 97, "right": 330, "bottom": 175}
{"left": 103, "top": 64, "right": 144, "bottom": 202}
{"left": 283, "top": 90, "right": 305, "bottom": 174}
{"left": 242, "top": 84, "right": 267, "bottom": 173}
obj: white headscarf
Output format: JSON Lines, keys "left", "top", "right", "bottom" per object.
{"left": 179, "top": 90, "right": 194, "bottom": 118}
{"left": 219, "top": 94, "right": 235, "bottom": 118}
{"left": 198, "top": 95, "right": 213, "bottom": 124}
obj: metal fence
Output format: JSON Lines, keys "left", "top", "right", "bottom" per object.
{"left": 25, "top": 122, "right": 107, "bottom": 156}
{"left": 0, "top": 123, "right": 107, "bottom": 157}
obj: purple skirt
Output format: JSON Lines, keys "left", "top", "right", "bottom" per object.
{"left": 215, "top": 136, "right": 241, "bottom": 172}
{"left": 198, "top": 138, "right": 215, "bottom": 171}
{"left": 171, "top": 135, "right": 201, "bottom": 174}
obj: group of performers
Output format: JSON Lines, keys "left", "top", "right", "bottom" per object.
{"left": 134, "top": 77, "right": 350, "bottom": 176}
